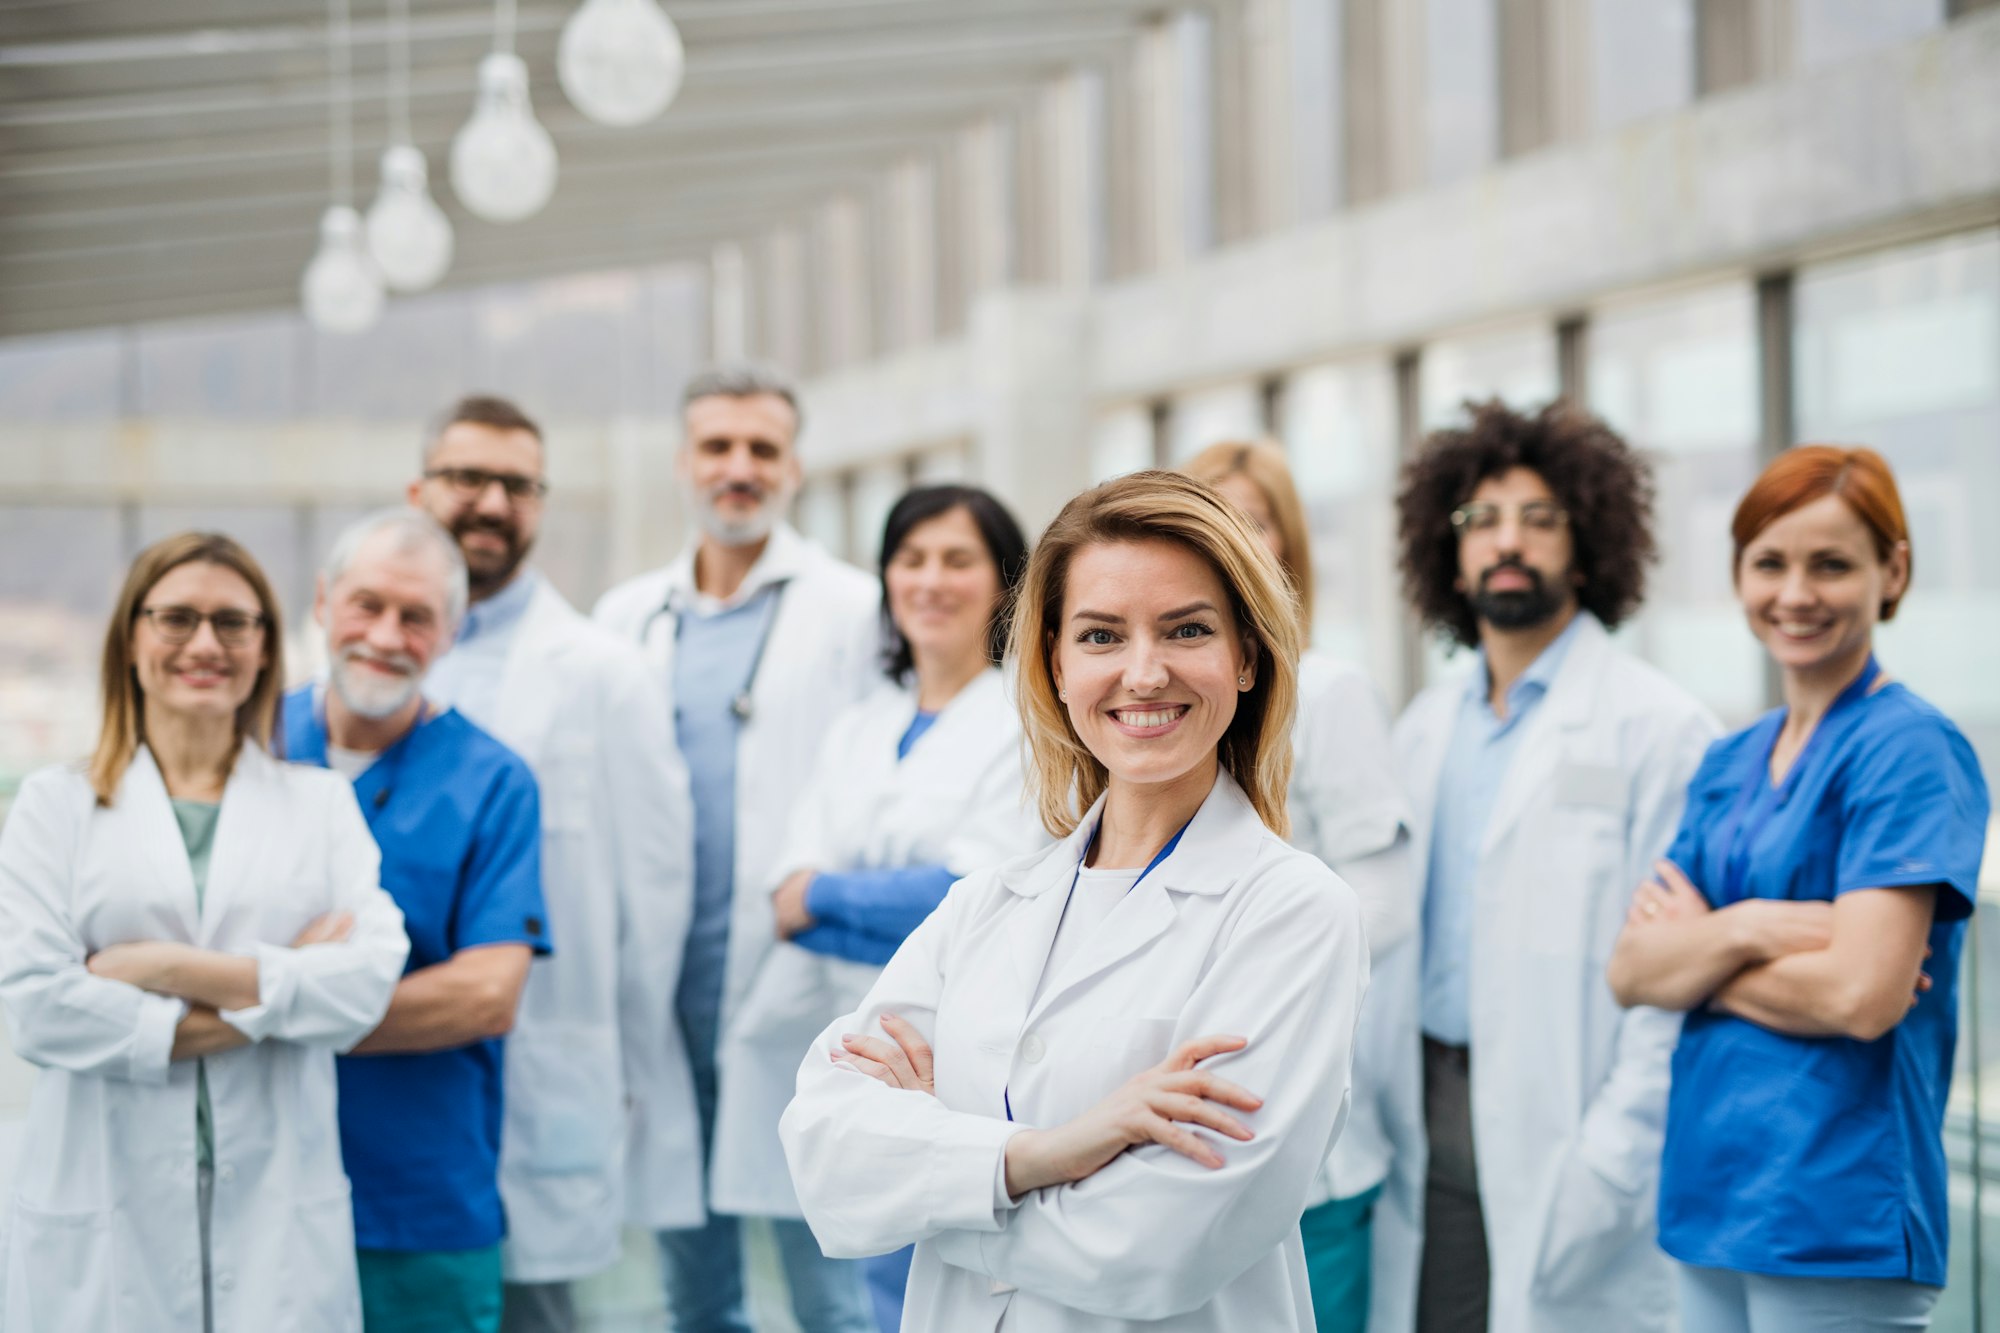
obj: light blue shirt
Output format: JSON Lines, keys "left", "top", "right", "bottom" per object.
{"left": 672, "top": 585, "right": 782, "bottom": 1061}
{"left": 424, "top": 569, "right": 539, "bottom": 727}
{"left": 1420, "top": 613, "right": 1583, "bottom": 1045}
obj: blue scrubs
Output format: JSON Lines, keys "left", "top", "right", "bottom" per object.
{"left": 279, "top": 688, "right": 550, "bottom": 1257}
{"left": 1657, "top": 663, "right": 1989, "bottom": 1288}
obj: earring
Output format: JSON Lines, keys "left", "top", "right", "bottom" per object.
{"left": 1059, "top": 689, "right": 1067, "bottom": 701}
{"left": 1237, "top": 676, "right": 1247, "bottom": 687}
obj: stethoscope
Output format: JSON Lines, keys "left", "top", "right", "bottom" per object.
{"left": 641, "top": 579, "right": 790, "bottom": 723}
{"left": 1003, "top": 816, "right": 1194, "bottom": 1123}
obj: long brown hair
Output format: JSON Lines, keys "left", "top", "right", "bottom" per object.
{"left": 89, "top": 532, "right": 285, "bottom": 805}
{"left": 1010, "top": 471, "right": 1301, "bottom": 839}
{"left": 1180, "top": 439, "right": 1316, "bottom": 641}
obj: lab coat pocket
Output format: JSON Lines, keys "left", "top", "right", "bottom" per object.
{"left": 736, "top": 944, "right": 838, "bottom": 1046}
{"left": 282, "top": 1184, "right": 362, "bottom": 1333}
{"left": 5, "top": 1200, "right": 119, "bottom": 1331}
{"left": 507, "top": 1022, "right": 620, "bottom": 1175}
{"left": 1527, "top": 1143, "right": 1646, "bottom": 1304}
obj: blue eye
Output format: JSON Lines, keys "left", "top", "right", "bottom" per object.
{"left": 1169, "top": 622, "right": 1214, "bottom": 640}
{"left": 1077, "top": 628, "right": 1116, "bottom": 646}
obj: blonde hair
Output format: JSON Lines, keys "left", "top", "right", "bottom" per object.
{"left": 90, "top": 533, "right": 285, "bottom": 806}
{"left": 1010, "top": 471, "right": 1301, "bottom": 839}
{"left": 1180, "top": 439, "right": 1315, "bottom": 642}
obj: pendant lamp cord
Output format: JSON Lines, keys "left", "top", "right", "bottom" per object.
{"left": 495, "top": 0, "right": 517, "bottom": 55}
{"left": 387, "top": 0, "right": 412, "bottom": 147}
{"left": 327, "top": 0, "right": 354, "bottom": 206}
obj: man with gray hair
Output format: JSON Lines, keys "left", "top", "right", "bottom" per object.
{"left": 596, "top": 366, "right": 879, "bottom": 1333}
{"left": 280, "top": 508, "right": 550, "bottom": 1333}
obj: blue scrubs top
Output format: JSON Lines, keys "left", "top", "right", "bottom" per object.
{"left": 280, "top": 687, "right": 550, "bottom": 1253}
{"left": 1656, "top": 663, "right": 1989, "bottom": 1285}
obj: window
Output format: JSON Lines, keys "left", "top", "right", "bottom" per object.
{"left": 1589, "top": 283, "right": 1764, "bottom": 722}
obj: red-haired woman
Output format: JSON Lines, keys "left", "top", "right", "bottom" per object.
{"left": 1608, "top": 448, "right": 1989, "bottom": 1330}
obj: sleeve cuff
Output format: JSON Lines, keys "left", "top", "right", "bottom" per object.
{"left": 219, "top": 942, "right": 295, "bottom": 1043}
{"left": 922, "top": 1110, "right": 1026, "bottom": 1238}
{"left": 129, "top": 994, "right": 189, "bottom": 1085}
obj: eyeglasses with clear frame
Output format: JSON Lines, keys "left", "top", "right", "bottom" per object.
{"left": 137, "top": 606, "right": 269, "bottom": 647}
{"left": 1450, "top": 501, "right": 1569, "bottom": 536}
{"left": 423, "top": 466, "right": 550, "bottom": 504}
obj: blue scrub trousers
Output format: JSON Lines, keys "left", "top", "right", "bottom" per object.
{"left": 656, "top": 992, "right": 872, "bottom": 1333}
{"left": 1678, "top": 1264, "right": 1940, "bottom": 1332}
{"left": 1300, "top": 1184, "right": 1381, "bottom": 1333}
{"left": 864, "top": 1246, "right": 914, "bottom": 1333}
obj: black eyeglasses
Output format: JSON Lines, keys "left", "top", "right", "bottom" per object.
{"left": 424, "top": 466, "right": 549, "bottom": 503}
{"left": 137, "top": 606, "right": 268, "bottom": 646}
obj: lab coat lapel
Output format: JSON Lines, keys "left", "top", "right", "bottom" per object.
{"left": 1480, "top": 616, "right": 1606, "bottom": 857}
{"left": 125, "top": 745, "right": 201, "bottom": 942}
{"left": 1000, "top": 815, "right": 1097, "bottom": 1003}
{"left": 490, "top": 580, "right": 573, "bottom": 766}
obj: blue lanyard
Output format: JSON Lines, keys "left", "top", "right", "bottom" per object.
{"left": 1717, "top": 655, "right": 1881, "bottom": 905}
{"left": 1003, "top": 817, "right": 1192, "bottom": 1123}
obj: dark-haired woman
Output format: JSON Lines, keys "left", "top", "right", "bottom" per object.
{"left": 0, "top": 533, "right": 408, "bottom": 1332}
{"left": 761, "top": 484, "right": 1047, "bottom": 1332}
{"left": 1609, "top": 447, "right": 1988, "bottom": 1331}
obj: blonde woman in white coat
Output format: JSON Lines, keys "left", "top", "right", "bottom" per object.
{"left": 767, "top": 485, "right": 1044, "bottom": 1333}
{"left": 0, "top": 533, "right": 408, "bottom": 1333}
{"left": 781, "top": 471, "right": 1369, "bottom": 1333}
{"left": 1184, "top": 442, "right": 1421, "bottom": 1333}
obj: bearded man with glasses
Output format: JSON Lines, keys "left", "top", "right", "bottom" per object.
{"left": 1381, "top": 401, "right": 1718, "bottom": 1333}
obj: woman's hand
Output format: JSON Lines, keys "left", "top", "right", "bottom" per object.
{"left": 292, "top": 912, "right": 355, "bottom": 947}
{"left": 773, "top": 870, "right": 818, "bottom": 941}
{"left": 833, "top": 1013, "right": 934, "bottom": 1095}
{"left": 1002, "top": 1035, "right": 1262, "bottom": 1199}
{"left": 1629, "top": 860, "right": 1710, "bottom": 925}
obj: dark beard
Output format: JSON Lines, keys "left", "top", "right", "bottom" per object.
{"left": 453, "top": 516, "right": 529, "bottom": 598}
{"left": 1469, "top": 560, "right": 1566, "bottom": 630}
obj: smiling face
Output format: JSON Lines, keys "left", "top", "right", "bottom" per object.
{"left": 132, "top": 560, "right": 270, "bottom": 726}
{"left": 410, "top": 420, "right": 545, "bottom": 600}
{"left": 679, "top": 392, "right": 803, "bottom": 547}
{"left": 886, "top": 505, "right": 1003, "bottom": 671}
{"left": 316, "top": 532, "right": 455, "bottom": 721}
{"left": 1453, "top": 465, "right": 1580, "bottom": 631}
{"left": 1050, "top": 538, "right": 1255, "bottom": 794}
{"left": 1736, "top": 492, "right": 1907, "bottom": 681}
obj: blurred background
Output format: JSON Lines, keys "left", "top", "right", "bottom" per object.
{"left": 2, "top": 1, "right": 1998, "bottom": 1327}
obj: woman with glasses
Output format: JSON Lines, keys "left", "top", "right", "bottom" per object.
{"left": 1180, "top": 441, "right": 1418, "bottom": 1333}
{"left": 0, "top": 532, "right": 409, "bottom": 1333}
{"left": 781, "top": 471, "right": 1368, "bottom": 1332}
{"left": 1609, "top": 448, "right": 1989, "bottom": 1331}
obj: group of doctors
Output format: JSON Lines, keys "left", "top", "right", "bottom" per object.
{"left": 0, "top": 361, "right": 1986, "bottom": 1333}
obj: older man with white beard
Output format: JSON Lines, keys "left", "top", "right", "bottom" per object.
{"left": 595, "top": 365, "right": 879, "bottom": 1333}
{"left": 280, "top": 508, "right": 549, "bottom": 1333}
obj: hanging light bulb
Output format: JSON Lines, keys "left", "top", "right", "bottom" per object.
{"left": 558, "top": 0, "right": 685, "bottom": 127}
{"left": 366, "top": 146, "right": 454, "bottom": 291}
{"left": 451, "top": 52, "right": 559, "bottom": 222}
{"left": 302, "top": 205, "right": 385, "bottom": 334}
{"left": 301, "top": 0, "right": 381, "bottom": 334}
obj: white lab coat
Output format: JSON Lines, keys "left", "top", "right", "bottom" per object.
{"left": 443, "top": 578, "right": 702, "bottom": 1281}
{"left": 780, "top": 770, "right": 1369, "bottom": 1332}
{"left": 763, "top": 667, "right": 1047, "bottom": 1026}
{"left": 1288, "top": 653, "right": 1425, "bottom": 1333}
{"left": 0, "top": 744, "right": 408, "bottom": 1333}
{"left": 1383, "top": 615, "right": 1717, "bottom": 1333}
{"left": 594, "top": 521, "right": 880, "bottom": 1217}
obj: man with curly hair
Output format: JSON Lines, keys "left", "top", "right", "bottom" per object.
{"left": 1386, "top": 400, "right": 1718, "bottom": 1333}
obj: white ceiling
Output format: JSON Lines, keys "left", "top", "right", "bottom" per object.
{"left": 0, "top": 0, "right": 1183, "bottom": 339}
